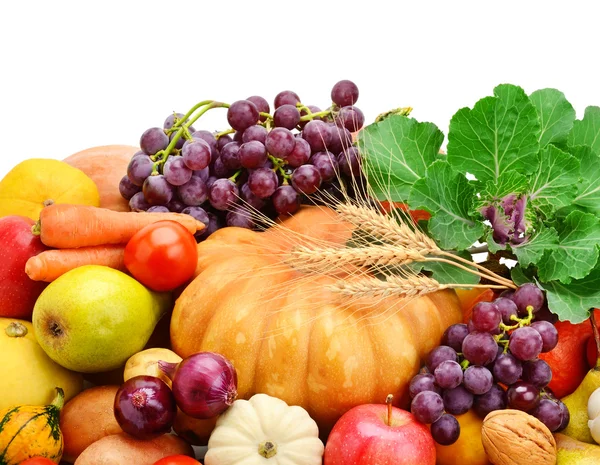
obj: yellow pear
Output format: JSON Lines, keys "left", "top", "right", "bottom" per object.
{"left": 556, "top": 433, "right": 600, "bottom": 464}
{"left": 561, "top": 367, "right": 600, "bottom": 443}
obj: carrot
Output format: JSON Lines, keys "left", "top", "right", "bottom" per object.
{"left": 25, "top": 245, "right": 127, "bottom": 281}
{"left": 35, "top": 203, "right": 205, "bottom": 248}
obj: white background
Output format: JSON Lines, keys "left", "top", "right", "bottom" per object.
{"left": 1, "top": 0, "right": 600, "bottom": 181}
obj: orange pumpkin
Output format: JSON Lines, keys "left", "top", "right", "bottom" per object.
{"left": 171, "top": 207, "right": 462, "bottom": 434}
{"left": 63, "top": 145, "right": 138, "bottom": 211}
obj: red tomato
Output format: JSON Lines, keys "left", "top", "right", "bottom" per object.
{"left": 19, "top": 459, "right": 56, "bottom": 465}
{"left": 124, "top": 220, "right": 198, "bottom": 292}
{"left": 153, "top": 455, "right": 202, "bottom": 465}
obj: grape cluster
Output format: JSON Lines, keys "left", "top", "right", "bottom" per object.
{"left": 409, "top": 283, "right": 569, "bottom": 445}
{"left": 119, "top": 80, "right": 364, "bottom": 241}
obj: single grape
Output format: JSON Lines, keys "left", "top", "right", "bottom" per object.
{"left": 182, "top": 205, "right": 209, "bottom": 226}
{"left": 431, "top": 414, "right": 460, "bottom": 445}
{"left": 248, "top": 168, "right": 278, "bottom": 199}
{"left": 140, "top": 127, "right": 169, "bottom": 155}
{"left": 462, "top": 332, "right": 498, "bottom": 366}
{"left": 531, "top": 398, "right": 562, "bottom": 431}
{"left": 410, "top": 391, "right": 444, "bottom": 424}
{"left": 328, "top": 124, "right": 353, "bottom": 155}
{"left": 463, "top": 365, "right": 493, "bottom": 395}
{"left": 441, "top": 324, "right": 469, "bottom": 353}
{"left": 331, "top": 79, "right": 359, "bottom": 107}
{"left": 226, "top": 208, "right": 254, "bottom": 229}
{"left": 246, "top": 95, "right": 270, "bottom": 122}
{"left": 163, "top": 156, "right": 192, "bottom": 186}
{"left": 265, "top": 127, "right": 296, "bottom": 158}
{"left": 242, "top": 125, "right": 268, "bottom": 144}
{"left": 338, "top": 147, "right": 361, "bottom": 177}
{"left": 227, "top": 100, "right": 259, "bottom": 131}
{"left": 182, "top": 139, "right": 211, "bottom": 170}
{"left": 531, "top": 320, "right": 559, "bottom": 352}
{"left": 193, "top": 167, "right": 210, "bottom": 182}
{"left": 285, "top": 138, "right": 311, "bottom": 168}
{"left": 127, "top": 155, "right": 154, "bottom": 186}
{"left": 335, "top": 106, "right": 365, "bottom": 132}
{"left": 274, "top": 90, "right": 300, "bottom": 108}
{"left": 299, "top": 105, "right": 323, "bottom": 129}
{"left": 426, "top": 346, "right": 458, "bottom": 372}
{"left": 434, "top": 360, "right": 463, "bottom": 390}
{"left": 311, "top": 151, "right": 339, "bottom": 182}
{"left": 220, "top": 142, "right": 242, "bottom": 170}
{"left": 471, "top": 301, "right": 502, "bottom": 333}
{"left": 163, "top": 112, "right": 185, "bottom": 130}
{"left": 494, "top": 297, "right": 519, "bottom": 325}
{"left": 492, "top": 352, "right": 523, "bottom": 385}
{"left": 240, "top": 183, "right": 266, "bottom": 210}
{"left": 512, "top": 283, "right": 545, "bottom": 315}
{"left": 274, "top": 104, "right": 301, "bottom": 130}
{"left": 272, "top": 185, "right": 300, "bottom": 215}
{"left": 522, "top": 359, "right": 552, "bottom": 388}
{"left": 507, "top": 382, "right": 540, "bottom": 412}
{"left": 129, "top": 192, "right": 150, "bottom": 212}
{"left": 119, "top": 175, "right": 141, "bottom": 200}
{"left": 143, "top": 175, "right": 173, "bottom": 205}
{"left": 409, "top": 373, "right": 441, "bottom": 398}
{"left": 473, "top": 384, "right": 507, "bottom": 418}
{"left": 239, "top": 141, "right": 268, "bottom": 169}
{"left": 302, "top": 120, "right": 332, "bottom": 153}
{"left": 509, "top": 326, "right": 544, "bottom": 361}
{"left": 557, "top": 400, "right": 570, "bottom": 431}
{"left": 208, "top": 179, "right": 239, "bottom": 211}
{"left": 177, "top": 176, "right": 208, "bottom": 206}
{"left": 442, "top": 385, "right": 474, "bottom": 415}
{"left": 191, "top": 130, "right": 218, "bottom": 152}
{"left": 211, "top": 156, "right": 231, "bottom": 178}
{"left": 114, "top": 375, "right": 177, "bottom": 440}
{"left": 167, "top": 199, "right": 186, "bottom": 213}
{"left": 216, "top": 134, "right": 234, "bottom": 151}
{"left": 147, "top": 206, "right": 170, "bottom": 213}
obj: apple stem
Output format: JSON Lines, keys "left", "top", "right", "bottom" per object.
{"left": 386, "top": 394, "right": 393, "bottom": 427}
{"left": 590, "top": 311, "right": 600, "bottom": 369}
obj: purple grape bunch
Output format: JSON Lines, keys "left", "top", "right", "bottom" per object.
{"left": 120, "top": 80, "right": 365, "bottom": 242}
{"left": 409, "top": 283, "right": 568, "bottom": 446}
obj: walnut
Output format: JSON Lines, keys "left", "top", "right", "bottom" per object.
{"left": 481, "top": 409, "right": 557, "bottom": 465}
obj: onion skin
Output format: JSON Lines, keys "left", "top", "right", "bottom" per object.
{"left": 161, "top": 352, "right": 238, "bottom": 419}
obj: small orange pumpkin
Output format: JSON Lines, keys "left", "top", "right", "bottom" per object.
{"left": 171, "top": 207, "right": 462, "bottom": 434}
{"left": 63, "top": 145, "right": 138, "bottom": 212}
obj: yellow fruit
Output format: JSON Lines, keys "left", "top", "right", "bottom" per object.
{"left": 435, "top": 410, "right": 491, "bottom": 465}
{"left": 0, "top": 317, "right": 83, "bottom": 410}
{"left": 0, "top": 158, "right": 100, "bottom": 220}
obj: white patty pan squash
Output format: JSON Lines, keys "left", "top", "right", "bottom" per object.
{"left": 205, "top": 393, "right": 324, "bottom": 465}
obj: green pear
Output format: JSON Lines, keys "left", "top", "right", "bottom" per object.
{"left": 556, "top": 433, "right": 600, "bottom": 464}
{"left": 561, "top": 366, "right": 600, "bottom": 444}
{"left": 32, "top": 265, "right": 171, "bottom": 373}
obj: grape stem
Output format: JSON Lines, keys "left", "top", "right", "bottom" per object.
{"left": 499, "top": 306, "right": 534, "bottom": 333}
{"left": 215, "top": 128, "right": 235, "bottom": 139}
{"left": 299, "top": 109, "right": 333, "bottom": 122}
{"left": 460, "top": 359, "right": 470, "bottom": 370}
{"left": 229, "top": 169, "right": 242, "bottom": 182}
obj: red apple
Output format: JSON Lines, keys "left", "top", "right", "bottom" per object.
{"left": 0, "top": 215, "right": 48, "bottom": 319}
{"left": 324, "top": 395, "right": 436, "bottom": 465}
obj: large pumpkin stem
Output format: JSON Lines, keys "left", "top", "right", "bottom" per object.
{"left": 258, "top": 440, "right": 277, "bottom": 458}
{"left": 51, "top": 387, "right": 65, "bottom": 410}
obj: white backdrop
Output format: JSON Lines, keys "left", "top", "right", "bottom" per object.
{"left": 1, "top": 0, "right": 600, "bottom": 180}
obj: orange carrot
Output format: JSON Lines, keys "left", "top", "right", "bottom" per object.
{"left": 35, "top": 203, "right": 205, "bottom": 248}
{"left": 25, "top": 245, "right": 127, "bottom": 281}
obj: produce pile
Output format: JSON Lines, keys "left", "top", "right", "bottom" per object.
{"left": 1, "top": 81, "right": 600, "bottom": 465}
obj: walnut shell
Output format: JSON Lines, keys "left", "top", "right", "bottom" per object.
{"left": 481, "top": 409, "right": 557, "bottom": 465}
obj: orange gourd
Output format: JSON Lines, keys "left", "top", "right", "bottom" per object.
{"left": 171, "top": 206, "right": 462, "bottom": 434}
{"left": 63, "top": 145, "right": 139, "bottom": 212}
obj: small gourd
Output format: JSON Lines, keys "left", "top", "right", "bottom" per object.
{"left": 204, "top": 393, "right": 324, "bottom": 465}
{"left": 0, "top": 387, "right": 64, "bottom": 464}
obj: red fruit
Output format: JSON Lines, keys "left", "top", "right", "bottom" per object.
{"left": 18, "top": 459, "right": 56, "bottom": 465}
{"left": 539, "top": 318, "right": 594, "bottom": 398}
{"left": 586, "top": 335, "right": 597, "bottom": 369}
{"left": 0, "top": 216, "right": 48, "bottom": 319}
{"left": 324, "top": 399, "right": 436, "bottom": 465}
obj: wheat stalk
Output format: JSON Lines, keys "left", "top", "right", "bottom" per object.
{"left": 330, "top": 274, "right": 510, "bottom": 299}
{"left": 335, "top": 203, "right": 439, "bottom": 251}
{"left": 290, "top": 244, "right": 427, "bottom": 271}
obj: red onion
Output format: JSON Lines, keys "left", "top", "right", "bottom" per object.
{"left": 159, "top": 351, "right": 238, "bottom": 419}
